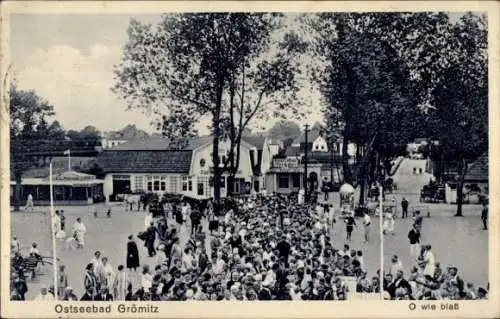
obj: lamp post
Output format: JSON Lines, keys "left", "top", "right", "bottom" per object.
{"left": 379, "top": 181, "right": 384, "bottom": 300}
{"left": 304, "top": 124, "right": 309, "bottom": 202}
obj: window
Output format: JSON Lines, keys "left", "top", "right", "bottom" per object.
{"left": 135, "top": 176, "right": 144, "bottom": 192}
{"left": 321, "top": 145, "right": 325, "bottom": 150}
{"left": 188, "top": 180, "right": 193, "bottom": 191}
{"left": 197, "top": 176, "right": 208, "bottom": 196}
{"left": 153, "top": 180, "right": 160, "bottom": 191}
{"left": 168, "top": 176, "right": 179, "bottom": 193}
{"left": 278, "top": 174, "right": 289, "bottom": 189}
{"left": 182, "top": 176, "right": 188, "bottom": 191}
{"left": 200, "top": 158, "right": 206, "bottom": 167}
{"left": 220, "top": 176, "right": 225, "bottom": 188}
{"left": 147, "top": 176, "right": 153, "bottom": 191}
{"left": 315, "top": 145, "right": 319, "bottom": 150}
{"left": 292, "top": 174, "right": 301, "bottom": 188}
{"left": 233, "top": 180, "right": 240, "bottom": 193}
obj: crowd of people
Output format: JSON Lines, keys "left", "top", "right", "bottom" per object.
{"left": 11, "top": 192, "right": 489, "bottom": 301}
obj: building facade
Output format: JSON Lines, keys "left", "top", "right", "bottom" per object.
{"left": 98, "top": 135, "right": 278, "bottom": 200}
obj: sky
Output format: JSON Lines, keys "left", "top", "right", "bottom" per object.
{"left": 10, "top": 12, "right": 468, "bottom": 135}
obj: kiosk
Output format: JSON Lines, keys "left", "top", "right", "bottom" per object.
{"left": 339, "top": 183, "right": 355, "bottom": 216}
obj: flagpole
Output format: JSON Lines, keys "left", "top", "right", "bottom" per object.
{"left": 49, "top": 162, "right": 58, "bottom": 300}
{"left": 379, "top": 183, "right": 384, "bottom": 300}
{"left": 67, "top": 149, "right": 71, "bottom": 171}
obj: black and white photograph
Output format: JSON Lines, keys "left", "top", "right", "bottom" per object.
{"left": 1, "top": 1, "right": 499, "bottom": 318}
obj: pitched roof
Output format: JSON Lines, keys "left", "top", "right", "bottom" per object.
{"left": 464, "top": 153, "right": 488, "bottom": 182}
{"left": 242, "top": 135, "right": 266, "bottom": 150}
{"left": 292, "top": 122, "right": 324, "bottom": 145}
{"left": 98, "top": 150, "right": 192, "bottom": 174}
{"left": 109, "top": 137, "right": 171, "bottom": 151}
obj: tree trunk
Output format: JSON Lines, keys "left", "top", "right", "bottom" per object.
{"left": 342, "top": 130, "right": 350, "bottom": 183}
{"left": 212, "top": 79, "right": 223, "bottom": 214}
{"left": 14, "top": 170, "right": 22, "bottom": 211}
{"left": 358, "top": 169, "right": 366, "bottom": 206}
{"left": 455, "top": 157, "right": 467, "bottom": 217}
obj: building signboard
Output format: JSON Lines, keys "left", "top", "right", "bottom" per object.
{"left": 272, "top": 157, "right": 300, "bottom": 169}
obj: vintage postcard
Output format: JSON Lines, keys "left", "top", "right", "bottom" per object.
{"left": 1, "top": 1, "right": 499, "bottom": 318}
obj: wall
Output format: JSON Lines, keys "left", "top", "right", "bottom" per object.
{"left": 103, "top": 172, "right": 184, "bottom": 200}
{"left": 189, "top": 140, "right": 255, "bottom": 198}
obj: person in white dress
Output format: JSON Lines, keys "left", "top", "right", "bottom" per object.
{"left": 298, "top": 188, "right": 305, "bottom": 205}
{"left": 422, "top": 245, "right": 436, "bottom": 278}
{"left": 113, "top": 265, "right": 130, "bottom": 301}
{"left": 100, "top": 257, "right": 116, "bottom": 292}
{"left": 24, "top": 193, "right": 34, "bottom": 211}
{"left": 141, "top": 265, "right": 153, "bottom": 291}
{"left": 144, "top": 212, "right": 153, "bottom": 232}
{"left": 11, "top": 236, "right": 20, "bottom": 253}
{"left": 363, "top": 212, "right": 372, "bottom": 242}
{"left": 72, "top": 217, "right": 86, "bottom": 248}
{"left": 383, "top": 212, "right": 395, "bottom": 235}
{"left": 90, "top": 251, "right": 103, "bottom": 278}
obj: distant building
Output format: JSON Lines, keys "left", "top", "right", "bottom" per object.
{"left": 101, "top": 125, "right": 150, "bottom": 149}
{"left": 291, "top": 122, "right": 356, "bottom": 156}
{"left": 10, "top": 170, "right": 104, "bottom": 206}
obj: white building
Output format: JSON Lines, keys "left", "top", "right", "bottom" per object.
{"left": 98, "top": 135, "right": 279, "bottom": 200}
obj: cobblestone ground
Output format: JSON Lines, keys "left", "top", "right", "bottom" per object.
{"left": 10, "top": 159, "right": 489, "bottom": 300}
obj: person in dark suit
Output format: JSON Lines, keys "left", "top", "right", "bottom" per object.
{"left": 481, "top": 202, "right": 488, "bottom": 230}
{"left": 126, "top": 235, "right": 140, "bottom": 271}
{"left": 95, "top": 287, "right": 113, "bottom": 301}
{"left": 145, "top": 222, "right": 157, "bottom": 257}
{"left": 401, "top": 198, "right": 409, "bottom": 218}
{"left": 388, "top": 270, "right": 412, "bottom": 298}
{"left": 408, "top": 223, "right": 421, "bottom": 261}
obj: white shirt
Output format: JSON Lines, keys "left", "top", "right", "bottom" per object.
{"left": 214, "top": 258, "right": 225, "bottom": 275}
{"left": 390, "top": 260, "right": 404, "bottom": 275}
{"left": 363, "top": 214, "right": 371, "bottom": 226}
{"left": 144, "top": 214, "right": 153, "bottom": 230}
{"left": 141, "top": 273, "right": 153, "bottom": 290}
{"left": 423, "top": 250, "right": 435, "bottom": 276}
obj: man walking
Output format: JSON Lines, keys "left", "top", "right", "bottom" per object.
{"left": 401, "top": 197, "right": 409, "bottom": 218}
{"left": 24, "top": 193, "right": 34, "bottom": 211}
{"left": 362, "top": 212, "right": 371, "bottom": 242}
{"left": 481, "top": 202, "right": 488, "bottom": 230}
{"left": 408, "top": 223, "right": 421, "bottom": 261}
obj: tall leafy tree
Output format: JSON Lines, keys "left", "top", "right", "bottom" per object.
{"left": 112, "top": 13, "right": 300, "bottom": 208}
{"left": 9, "top": 83, "right": 55, "bottom": 210}
{"left": 429, "top": 13, "right": 488, "bottom": 216}
{"left": 303, "top": 13, "right": 420, "bottom": 204}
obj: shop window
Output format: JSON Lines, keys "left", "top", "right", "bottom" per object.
{"left": 292, "top": 174, "right": 301, "bottom": 188}
{"left": 278, "top": 175, "right": 289, "bottom": 189}
{"left": 168, "top": 176, "right": 179, "bottom": 193}
{"left": 135, "top": 176, "right": 145, "bottom": 192}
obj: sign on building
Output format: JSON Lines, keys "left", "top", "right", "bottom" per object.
{"left": 273, "top": 157, "right": 300, "bottom": 169}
